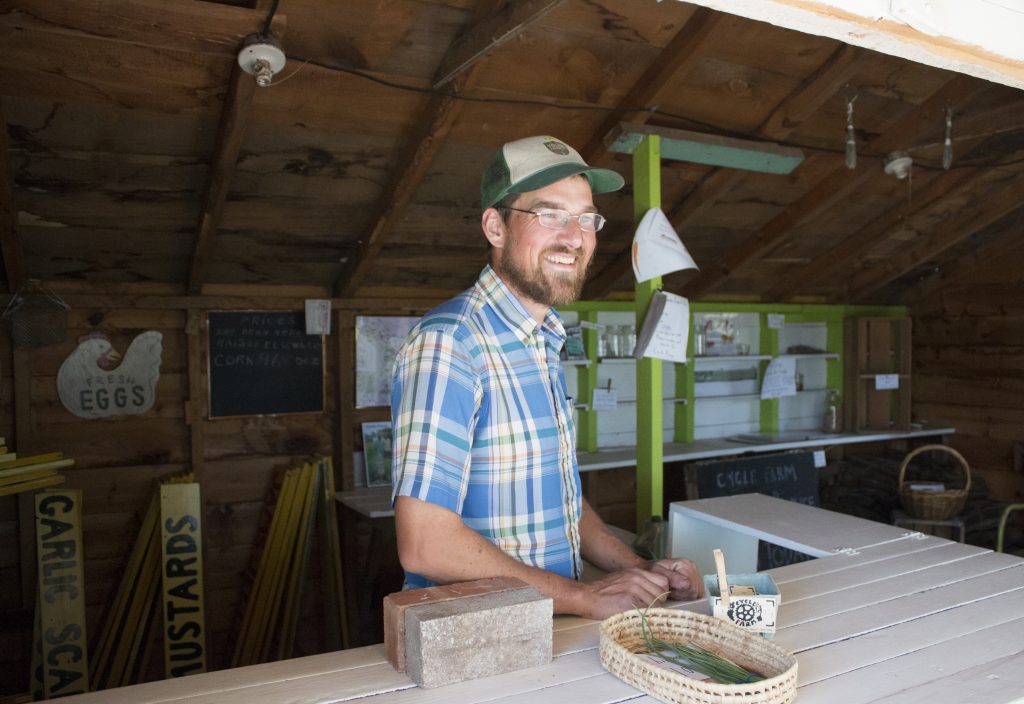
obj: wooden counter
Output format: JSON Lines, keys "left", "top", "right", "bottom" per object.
{"left": 61, "top": 494, "right": 1024, "bottom": 704}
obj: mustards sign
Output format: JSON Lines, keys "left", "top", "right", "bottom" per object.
{"left": 35, "top": 489, "right": 90, "bottom": 698}
{"left": 160, "top": 483, "right": 207, "bottom": 678}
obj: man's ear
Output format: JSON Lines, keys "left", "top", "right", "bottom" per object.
{"left": 481, "top": 208, "right": 506, "bottom": 249}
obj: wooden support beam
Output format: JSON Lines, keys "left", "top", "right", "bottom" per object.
{"left": 580, "top": 7, "right": 721, "bottom": 169}
{"left": 0, "top": 0, "right": 284, "bottom": 56}
{"left": 847, "top": 171, "right": 1024, "bottom": 301}
{"left": 333, "top": 0, "right": 538, "bottom": 298}
{"left": 767, "top": 166, "right": 979, "bottom": 301}
{"left": 185, "top": 310, "right": 205, "bottom": 481}
{"left": 583, "top": 41, "right": 859, "bottom": 299}
{"left": 0, "top": 103, "right": 26, "bottom": 292}
{"left": 580, "top": 8, "right": 722, "bottom": 298}
{"left": 904, "top": 205, "right": 1024, "bottom": 310}
{"left": 681, "top": 73, "right": 980, "bottom": 299}
{"left": 432, "top": 0, "right": 565, "bottom": 89}
{"left": 187, "top": 62, "right": 256, "bottom": 295}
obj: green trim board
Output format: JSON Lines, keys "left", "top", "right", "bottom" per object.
{"left": 606, "top": 122, "right": 804, "bottom": 175}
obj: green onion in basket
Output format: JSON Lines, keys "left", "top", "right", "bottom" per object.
{"left": 637, "top": 607, "right": 763, "bottom": 685}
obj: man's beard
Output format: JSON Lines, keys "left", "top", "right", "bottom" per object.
{"left": 497, "top": 241, "right": 592, "bottom": 308}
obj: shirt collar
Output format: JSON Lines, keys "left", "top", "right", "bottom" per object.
{"left": 477, "top": 265, "right": 566, "bottom": 347}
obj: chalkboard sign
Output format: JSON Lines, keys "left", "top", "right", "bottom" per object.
{"left": 207, "top": 311, "right": 324, "bottom": 418}
{"left": 686, "top": 451, "right": 819, "bottom": 570}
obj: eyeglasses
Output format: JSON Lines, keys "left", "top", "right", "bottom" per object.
{"left": 504, "top": 207, "right": 606, "bottom": 232}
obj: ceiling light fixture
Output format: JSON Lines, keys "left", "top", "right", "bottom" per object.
{"left": 238, "top": 33, "right": 286, "bottom": 87}
{"left": 883, "top": 151, "right": 913, "bottom": 179}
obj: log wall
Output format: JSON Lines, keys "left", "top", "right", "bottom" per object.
{"left": 911, "top": 285, "right": 1024, "bottom": 502}
{"left": 0, "top": 297, "right": 428, "bottom": 694}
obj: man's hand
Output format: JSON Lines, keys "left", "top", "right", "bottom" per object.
{"left": 646, "top": 558, "right": 704, "bottom": 601}
{"left": 572, "top": 566, "right": 672, "bottom": 620}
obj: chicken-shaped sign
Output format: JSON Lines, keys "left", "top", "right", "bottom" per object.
{"left": 57, "top": 331, "right": 163, "bottom": 419}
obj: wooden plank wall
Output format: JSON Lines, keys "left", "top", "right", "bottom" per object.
{"left": 912, "top": 287, "right": 1024, "bottom": 502}
{"left": 0, "top": 302, "right": 341, "bottom": 692}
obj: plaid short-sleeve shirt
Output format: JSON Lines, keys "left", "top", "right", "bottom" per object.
{"left": 391, "top": 265, "right": 581, "bottom": 588}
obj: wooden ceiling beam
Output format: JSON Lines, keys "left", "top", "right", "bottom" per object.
{"left": 580, "top": 7, "right": 721, "bottom": 170}
{"left": 680, "top": 73, "right": 980, "bottom": 299}
{"left": 0, "top": 0, "right": 284, "bottom": 56}
{"left": 666, "top": 43, "right": 860, "bottom": 235}
{"left": 333, "top": 0, "right": 561, "bottom": 298}
{"left": 580, "top": 8, "right": 722, "bottom": 298}
{"left": 187, "top": 62, "right": 256, "bottom": 295}
{"left": 903, "top": 207, "right": 1024, "bottom": 311}
{"left": 433, "top": 0, "right": 566, "bottom": 89}
{"left": 584, "top": 40, "right": 859, "bottom": 299}
{"left": 770, "top": 96, "right": 1024, "bottom": 301}
{"left": 0, "top": 103, "right": 27, "bottom": 292}
{"left": 767, "top": 165, "right": 979, "bottom": 301}
{"left": 847, "top": 171, "right": 1024, "bottom": 302}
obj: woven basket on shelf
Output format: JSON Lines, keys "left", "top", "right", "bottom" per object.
{"left": 898, "top": 444, "right": 971, "bottom": 521}
{"left": 600, "top": 609, "right": 797, "bottom": 704}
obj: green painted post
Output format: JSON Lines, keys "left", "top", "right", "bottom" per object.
{"left": 759, "top": 313, "right": 779, "bottom": 434}
{"left": 633, "top": 135, "right": 663, "bottom": 529}
{"left": 577, "top": 310, "right": 599, "bottom": 452}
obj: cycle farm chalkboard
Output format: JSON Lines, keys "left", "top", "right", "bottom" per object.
{"left": 686, "top": 451, "right": 819, "bottom": 569}
{"left": 207, "top": 311, "right": 324, "bottom": 418}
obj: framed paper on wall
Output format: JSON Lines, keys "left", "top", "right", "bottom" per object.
{"left": 361, "top": 421, "right": 394, "bottom": 487}
{"left": 355, "top": 316, "right": 419, "bottom": 408}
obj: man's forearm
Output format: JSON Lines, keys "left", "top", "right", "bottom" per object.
{"left": 394, "top": 496, "right": 590, "bottom": 614}
{"left": 578, "top": 497, "right": 646, "bottom": 573}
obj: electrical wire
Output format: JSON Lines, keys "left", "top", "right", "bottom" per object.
{"left": 261, "top": 0, "right": 280, "bottom": 40}
{"left": 284, "top": 51, "right": 1024, "bottom": 172}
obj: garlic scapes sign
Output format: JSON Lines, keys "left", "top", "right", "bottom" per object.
{"left": 58, "top": 331, "right": 163, "bottom": 418}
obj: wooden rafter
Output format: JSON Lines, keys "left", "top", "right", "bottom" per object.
{"left": 0, "top": 102, "right": 26, "bottom": 292}
{"left": 847, "top": 171, "right": 1024, "bottom": 301}
{"left": 579, "top": 7, "right": 721, "bottom": 298}
{"left": 769, "top": 98, "right": 1024, "bottom": 301}
{"left": 680, "top": 73, "right": 980, "bottom": 299}
{"left": 187, "top": 62, "right": 256, "bottom": 295}
{"left": 583, "top": 40, "right": 859, "bottom": 299}
{"left": 767, "top": 166, "right": 979, "bottom": 301}
{"left": 432, "top": 0, "right": 566, "bottom": 90}
{"left": 333, "top": 0, "right": 565, "bottom": 298}
{"left": 0, "top": 0, "right": 283, "bottom": 55}
{"left": 903, "top": 206, "right": 1024, "bottom": 311}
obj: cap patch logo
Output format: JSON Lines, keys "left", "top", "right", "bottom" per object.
{"left": 544, "top": 141, "right": 570, "bottom": 156}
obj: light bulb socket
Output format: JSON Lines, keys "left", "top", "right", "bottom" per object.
{"left": 238, "top": 33, "right": 286, "bottom": 87}
{"left": 883, "top": 151, "right": 913, "bottom": 180}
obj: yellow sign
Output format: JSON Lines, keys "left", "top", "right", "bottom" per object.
{"left": 35, "top": 490, "right": 89, "bottom": 698}
{"left": 160, "top": 483, "right": 206, "bottom": 678}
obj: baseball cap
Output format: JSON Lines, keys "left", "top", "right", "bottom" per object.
{"left": 480, "top": 135, "right": 625, "bottom": 208}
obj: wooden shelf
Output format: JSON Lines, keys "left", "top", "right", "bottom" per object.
{"left": 693, "top": 355, "right": 772, "bottom": 363}
{"left": 845, "top": 317, "right": 911, "bottom": 432}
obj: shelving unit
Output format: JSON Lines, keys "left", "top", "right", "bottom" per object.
{"left": 845, "top": 316, "right": 912, "bottom": 432}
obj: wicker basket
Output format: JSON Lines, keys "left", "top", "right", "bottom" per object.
{"left": 600, "top": 609, "right": 797, "bottom": 704}
{"left": 898, "top": 444, "right": 971, "bottom": 520}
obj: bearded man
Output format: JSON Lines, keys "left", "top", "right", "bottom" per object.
{"left": 390, "top": 136, "right": 703, "bottom": 619}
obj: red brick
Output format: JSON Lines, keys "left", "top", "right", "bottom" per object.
{"left": 383, "top": 576, "right": 529, "bottom": 672}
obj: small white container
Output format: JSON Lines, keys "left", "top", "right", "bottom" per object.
{"left": 703, "top": 573, "right": 781, "bottom": 638}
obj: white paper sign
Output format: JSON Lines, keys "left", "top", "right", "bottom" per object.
{"left": 304, "top": 299, "right": 332, "bottom": 335}
{"left": 58, "top": 331, "right": 163, "bottom": 418}
{"left": 591, "top": 388, "right": 618, "bottom": 412}
{"left": 636, "top": 292, "right": 690, "bottom": 364}
{"left": 760, "top": 356, "right": 797, "bottom": 399}
{"left": 767, "top": 314, "right": 785, "bottom": 329}
{"left": 813, "top": 450, "right": 827, "bottom": 468}
{"left": 875, "top": 373, "right": 900, "bottom": 390}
